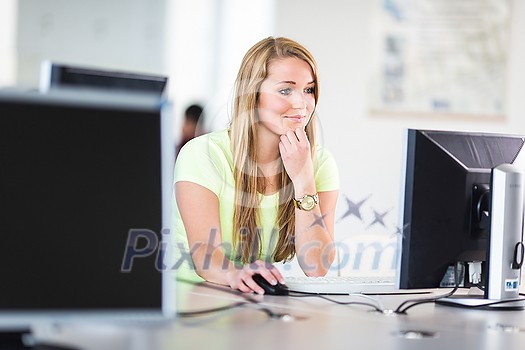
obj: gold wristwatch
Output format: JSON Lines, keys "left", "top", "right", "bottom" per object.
{"left": 293, "top": 193, "right": 319, "bottom": 211}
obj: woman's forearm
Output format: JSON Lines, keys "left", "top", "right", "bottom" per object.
{"left": 190, "top": 243, "right": 236, "bottom": 285}
{"left": 294, "top": 189, "right": 338, "bottom": 276}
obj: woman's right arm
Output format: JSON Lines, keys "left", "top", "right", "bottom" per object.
{"left": 175, "top": 181, "right": 284, "bottom": 293}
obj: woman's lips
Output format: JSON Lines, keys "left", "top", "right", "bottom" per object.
{"left": 285, "top": 115, "right": 304, "bottom": 122}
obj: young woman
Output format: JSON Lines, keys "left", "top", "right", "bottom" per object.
{"left": 173, "top": 37, "right": 339, "bottom": 294}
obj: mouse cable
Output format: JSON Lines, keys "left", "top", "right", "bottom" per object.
{"left": 176, "top": 301, "right": 249, "bottom": 317}
{"left": 316, "top": 295, "right": 384, "bottom": 313}
{"left": 238, "top": 303, "right": 297, "bottom": 320}
{"left": 175, "top": 278, "right": 292, "bottom": 320}
{"left": 287, "top": 290, "right": 385, "bottom": 313}
{"left": 177, "top": 301, "right": 293, "bottom": 320}
{"left": 177, "top": 277, "right": 260, "bottom": 302}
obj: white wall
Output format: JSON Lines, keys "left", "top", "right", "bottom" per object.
{"left": 15, "top": 0, "right": 169, "bottom": 89}
{"left": 0, "top": 0, "right": 17, "bottom": 87}
{"left": 169, "top": 0, "right": 275, "bottom": 134}
{"left": 272, "top": 0, "right": 525, "bottom": 276}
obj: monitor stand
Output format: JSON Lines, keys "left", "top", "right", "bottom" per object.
{"left": 436, "top": 294, "right": 525, "bottom": 310}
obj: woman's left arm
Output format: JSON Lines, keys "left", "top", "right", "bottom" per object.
{"left": 279, "top": 128, "right": 339, "bottom": 276}
{"left": 294, "top": 190, "right": 338, "bottom": 276}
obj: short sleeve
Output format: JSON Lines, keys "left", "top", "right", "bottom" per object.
{"left": 174, "top": 134, "right": 228, "bottom": 196}
{"left": 314, "top": 146, "right": 340, "bottom": 192}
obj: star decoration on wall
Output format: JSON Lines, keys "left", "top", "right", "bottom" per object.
{"left": 366, "top": 208, "right": 391, "bottom": 229}
{"left": 337, "top": 194, "right": 371, "bottom": 223}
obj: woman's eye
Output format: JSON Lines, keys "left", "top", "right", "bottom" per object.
{"left": 305, "top": 87, "right": 315, "bottom": 94}
{"left": 279, "top": 88, "right": 292, "bottom": 96}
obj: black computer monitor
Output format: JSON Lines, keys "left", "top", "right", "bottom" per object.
{"left": 0, "top": 89, "right": 175, "bottom": 322}
{"left": 39, "top": 61, "right": 168, "bottom": 97}
{"left": 398, "top": 129, "right": 525, "bottom": 295}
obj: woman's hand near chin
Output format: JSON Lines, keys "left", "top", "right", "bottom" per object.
{"left": 278, "top": 128, "right": 315, "bottom": 192}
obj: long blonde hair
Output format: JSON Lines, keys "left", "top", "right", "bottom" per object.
{"left": 230, "top": 37, "right": 320, "bottom": 264}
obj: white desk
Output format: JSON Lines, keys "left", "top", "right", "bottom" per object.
{"left": 29, "top": 281, "right": 525, "bottom": 350}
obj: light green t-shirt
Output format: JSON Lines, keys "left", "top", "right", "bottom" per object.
{"left": 172, "top": 129, "right": 339, "bottom": 281}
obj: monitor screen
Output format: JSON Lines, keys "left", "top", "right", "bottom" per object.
{"left": 398, "top": 129, "right": 525, "bottom": 290}
{"left": 0, "top": 90, "right": 174, "bottom": 313}
{"left": 39, "top": 61, "right": 168, "bottom": 97}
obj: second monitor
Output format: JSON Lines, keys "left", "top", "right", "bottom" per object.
{"left": 398, "top": 129, "right": 525, "bottom": 302}
{"left": 39, "top": 61, "right": 168, "bottom": 97}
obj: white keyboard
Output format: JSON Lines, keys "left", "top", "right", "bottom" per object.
{"left": 284, "top": 275, "right": 398, "bottom": 295}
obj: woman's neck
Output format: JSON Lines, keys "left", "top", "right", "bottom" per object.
{"left": 256, "top": 129, "right": 281, "bottom": 176}
{"left": 255, "top": 129, "right": 282, "bottom": 195}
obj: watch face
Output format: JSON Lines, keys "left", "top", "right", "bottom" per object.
{"left": 301, "top": 195, "right": 315, "bottom": 210}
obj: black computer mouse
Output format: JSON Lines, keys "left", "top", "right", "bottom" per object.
{"left": 252, "top": 273, "right": 289, "bottom": 296}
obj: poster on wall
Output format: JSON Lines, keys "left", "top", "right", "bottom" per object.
{"left": 368, "top": 0, "right": 511, "bottom": 118}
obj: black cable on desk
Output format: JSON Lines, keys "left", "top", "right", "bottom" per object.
{"left": 394, "top": 287, "right": 459, "bottom": 314}
{"left": 175, "top": 278, "right": 294, "bottom": 320}
{"left": 395, "top": 290, "right": 525, "bottom": 314}
{"left": 394, "top": 266, "right": 525, "bottom": 314}
{"left": 316, "top": 295, "right": 384, "bottom": 313}
{"left": 177, "top": 301, "right": 288, "bottom": 320}
{"left": 460, "top": 296, "right": 525, "bottom": 309}
{"left": 394, "top": 263, "right": 465, "bottom": 314}
{"left": 287, "top": 290, "right": 385, "bottom": 313}
{"left": 176, "top": 301, "right": 249, "bottom": 317}
{"left": 175, "top": 277, "right": 525, "bottom": 317}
